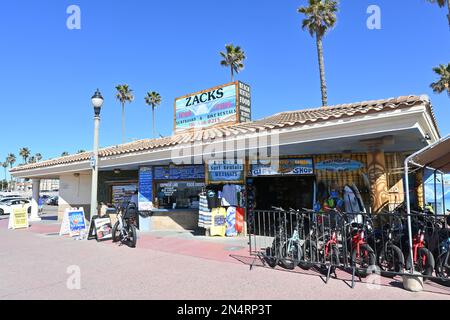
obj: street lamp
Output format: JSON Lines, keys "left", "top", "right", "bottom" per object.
{"left": 90, "top": 89, "right": 103, "bottom": 222}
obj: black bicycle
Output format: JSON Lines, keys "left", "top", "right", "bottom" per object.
{"left": 112, "top": 201, "right": 138, "bottom": 248}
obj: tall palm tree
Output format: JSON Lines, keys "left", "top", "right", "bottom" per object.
{"left": 6, "top": 153, "right": 16, "bottom": 191}
{"left": 115, "top": 84, "right": 134, "bottom": 144}
{"left": 298, "top": 0, "right": 339, "bottom": 107}
{"left": 61, "top": 151, "right": 69, "bottom": 157}
{"left": 430, "top": 63, "right": 450, "bottom": 96}
{"left": 427, "top": 0, "right": 450, "bottom": 27}
{"left": 19, "top": 147, "right": 31, "bottom": 164}
{"left": 144, "top": 91, "right": 162, "bottom": 138}
{"left": 35, "top": 153, "right": 42, "bottom": 162}
{"left": 1, "top": 162, "right": 7, "bottom": 191}
{"left": 220, "top": 44, "right": 246, "bottom": 82}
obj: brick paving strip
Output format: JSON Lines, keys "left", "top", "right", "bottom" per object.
{"left": 1, "top": 217, "right": 450, "bottom": 299}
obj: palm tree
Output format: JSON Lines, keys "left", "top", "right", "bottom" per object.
{"left": 35, "top": 153, "right": 43, "bottom": 162}
{"left": 430, "top": 63, "right": 450, "bottom": 96}
{"left": 298, "top": 0, "right": 339, "bottom": 107}
{"left": 115, "top": 84, "right": 134, "bottom": 144}
{"left": 61, "top": 151, "right": 69, "bottom": 157}
{"left": 220, "top": 44, "right": 246, "bottom": 82}
{"left": 6, "top": 153, "right": 16, "bottom": 191}
{"left": 28, "top": 156, "right": 36, "bottom": 164}
{"left": 77, "top": 150, "right": 86, "bottom": 154}
{"left": 1, "top": 162, "right": 7, "bottom": 191}
{"left": 427, "top": 0, "right": 450, "bottom": 27}
{"left": 145, "top": 91, "right": 162, "bottom": 138}
{"left": 19, "top": 147, "right": 31, "bottom": 164}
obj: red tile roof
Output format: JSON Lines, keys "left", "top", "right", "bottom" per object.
{"left": 11, "top": 95, "right": 438, "bottom": 172}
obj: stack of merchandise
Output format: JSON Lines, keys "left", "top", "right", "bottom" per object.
{"left": 198, "top": 194, "right": 212, "bottom": 229}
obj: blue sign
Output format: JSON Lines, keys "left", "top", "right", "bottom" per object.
{"left": 208, "top": 160, "right": 245, "bottom": 183}
{"left": 154, "top": 165, "right": 205, "bottom": 181}
{"left": 315, "top": 159, "right": 364, "bottom": 172}
{"left": 138, "top": 167, "right": 153, "bottom": 211}
{"left": 249, "top": 158, "right": 314, "bottom": 176}
{"left": 69, "top": 210, "right": 86, "bottom": 234}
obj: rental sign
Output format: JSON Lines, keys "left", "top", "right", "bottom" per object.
{"left": 174, "top": 81, "right": 251, "bottom": 132}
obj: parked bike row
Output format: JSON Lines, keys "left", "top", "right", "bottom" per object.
{"left": 248, "top": 206, "right": 450, "bottom": 284}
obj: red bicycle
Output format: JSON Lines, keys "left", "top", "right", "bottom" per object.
{"left": 347, "top": 214, "right": 376, "bottom": 277}
{"left": 406, "top": 219, "right": 435, "bottom": 276}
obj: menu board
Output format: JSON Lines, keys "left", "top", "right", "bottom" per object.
{"left": 138, "top": 167, "right": 153, "bottom": 211}
{"left": 154, "top": 165, "right": 205, "bottom": 181}
{"left": 112, "top": 184, "right": 137, "bottom": 208}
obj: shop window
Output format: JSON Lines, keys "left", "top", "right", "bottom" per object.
{"left": 156, "top": 181, "right": 205, "bottom": 209}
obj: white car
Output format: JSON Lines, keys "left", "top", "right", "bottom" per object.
{"left": 0, "top": 199, "right": 32, "bottom": 216}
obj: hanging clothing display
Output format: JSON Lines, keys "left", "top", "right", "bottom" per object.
{"left": 206, "top": 189, "right": 220, "bottom": 210}
{"left": 226, "top": 207, "right": 237, "bottom": 237}
{"left": 198, "top": 194, "right": 212, "bottom": 229}
{"left": 235, "top": 207, "right": 245, "bottom": 234}
{"left": 210, "top": 207, "right": 227, "bottom": 237}
{"left": 222, "top": 184, "right": 238, "bottom": 207}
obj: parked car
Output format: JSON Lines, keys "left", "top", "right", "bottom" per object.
{"left": 46, "top": 196, "right": 58, "bottom": 206}
{"left": 0, "top": 194, "right": 21, "bottom": 200}
{"left": 0, "top": 199, "right": 31, "bottom": 215}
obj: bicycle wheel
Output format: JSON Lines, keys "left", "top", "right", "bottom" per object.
{"left": 407, "top": 247, "right": 435, "bottom": 277}
{"left": 264, "top": 245, "right": 278, "bottom": 268}
{"left": 112, "top": 221, "right": 120, "bottom": 243}
{"left": 280, "top": 242, "right": 302, "bottom": 270}
{"left": 379, "top": 244, "right": 404, "bottom": 275}
{"left": 124, "top": 223, "right": 137, "bottom": 248}
{"left": 351, "top": 244, "right": 376, "bottom": 277}
{"left": 299, "top": 240, "right": 317, "bottom": 270}
{"left": 435, "top": 252, "right": 450, "bottom": 285}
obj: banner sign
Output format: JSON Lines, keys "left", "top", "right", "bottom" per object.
{"left": 68, "top": 209, "right": 87, "bottom": 236}
{"left": 249, "top": 158, "right": 314, "bottom": 176}
{"left": 174, "top": 81, "right": 251, "bottom": 132}
{"left": 315, "top": 159, "right": 364, "bottom": 172}
{"left": 207, "top": 160, "right": 245, "bottom": 183}
{"left": 154, "top": 165, "right": 205, "bottom": 181}
{"left": 138, "top": 167, "right": 153, "bottom": 211}
{"left": 8, "top": 208, "right": 29, "bottom": 230}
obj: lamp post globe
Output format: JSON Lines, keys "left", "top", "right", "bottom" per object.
{"left": 91, "top": 89, "right": 104, "bottom": 116}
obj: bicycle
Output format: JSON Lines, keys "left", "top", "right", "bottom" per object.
{"left": 112, "top": 201, "right": 138, "bottom": 248}
{"left": 346, "top": 212, "right": 376, "bottom": 277}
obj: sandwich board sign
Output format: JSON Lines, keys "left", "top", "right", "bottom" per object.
{"left": 8, "top": 208, "right": 29, "bottom": 230}
{"left": 59, "top": 208, "right": 87, "bottom": 237}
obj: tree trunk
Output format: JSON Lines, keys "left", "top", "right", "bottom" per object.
{"left": 316, "top": 34, "right": 328, "bottom": 107}
{"left": 231, "top": 67, "right": 234, "bottom": 82}
{"left": 152, "top": 106, "right": 156, "bottom": 139}
{"left": 122, "top": 102, "right": 125, "bottom": 144}
{"left": 447, "top": 1, "right": 450, "bottom": 28}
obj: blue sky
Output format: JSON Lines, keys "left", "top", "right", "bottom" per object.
{"left": 0, "top": 0, "right": 449, "bottom": 169}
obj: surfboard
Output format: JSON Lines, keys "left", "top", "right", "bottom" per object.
{"left": 351, "top": 183, "right": 367, "bottom": 213}
{"left": 235, "top": 207, "right": 245, "bottom": 234}
{"left": 226, "top": 207, "right": 237, "bottom": 237}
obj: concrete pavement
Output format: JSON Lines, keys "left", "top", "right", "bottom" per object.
{"left": 0, "top": 215, "right": 449, "bottom": 300}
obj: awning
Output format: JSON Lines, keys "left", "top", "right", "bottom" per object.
{"left": 408, "top": 134, "right": 450, "bottom": 173}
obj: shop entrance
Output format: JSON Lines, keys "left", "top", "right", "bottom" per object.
{"left": 251, "top": 176, "right": 315, "bottom": 210}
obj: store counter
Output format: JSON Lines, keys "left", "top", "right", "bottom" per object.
{"left": 149, "top": 209, "right": 199, "bottom": 231}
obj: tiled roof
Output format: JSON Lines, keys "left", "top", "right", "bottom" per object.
{"left": 11, "top": 95, "right": 438, "bottom": 172}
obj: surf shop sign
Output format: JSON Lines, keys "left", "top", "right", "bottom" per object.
{"left": 174, "top": 82, "right": 251, "bottom": 132}
{"left": 315, "top": 159, "right": 364, "bottom": 172}
{"left": 249, "top": 158, "right": 314, "bottom": 176}
{"left": 207, "top": 159, "right": 245, "bottom": 183}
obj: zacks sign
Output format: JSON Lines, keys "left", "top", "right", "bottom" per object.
{"left": 174, "top": 81, "right": 251, "bottom": 132}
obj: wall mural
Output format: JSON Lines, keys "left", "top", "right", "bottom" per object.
{"left": 367, "top": 150, "right": 389, "bottom": 213}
